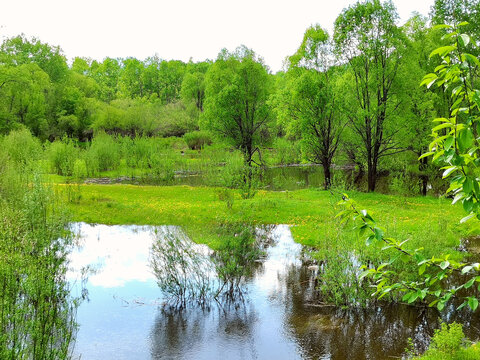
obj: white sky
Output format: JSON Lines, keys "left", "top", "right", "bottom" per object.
{"left": 0, "top": 0, "right": 434, "bottom": 73}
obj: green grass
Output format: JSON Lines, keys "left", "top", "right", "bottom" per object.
{"left": 61, "top": 184, "right": 471, "bottom": 257}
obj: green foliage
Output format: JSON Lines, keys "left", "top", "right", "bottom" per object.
{"left": 337, "top": 24, "right": 480, "bottom": 312}
{"left": 414, "top": 322, "right": 480, "bottom": 359}
{"left": 216, "top": 188, "right": 235, "bottom": 209}
{"left": 334, "top": 0, "right": 407, "bottom": 192}
{"left": 73, "top": 158, "right": 88, "bottom": 179}
{"left": 1, "top": 128, "right": 42, "bottom": 164}
{"left": 270, "top": 138, "right": 302, "bottom": 165}
{"left": 183, "top": 130, "right": 213, "bottom": 150}
{"left": 86, "top": 132, "right": 120, "bottom": 172}
{"left": 0, "top": 147, "right": 78, "bottom": 358}
{"left": 46, "top": 138, "right": 78, "bottom": 176}
{"left": 202, "top": 46, "right": 272, "bottom": 166}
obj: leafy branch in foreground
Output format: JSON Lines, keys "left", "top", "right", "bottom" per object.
{"left": 338, "top": 22, "right": 480, "bottom": 312}
{"left": 337, "top": 194, "right": 479, "bottom": 311}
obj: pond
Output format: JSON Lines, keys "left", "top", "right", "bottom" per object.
{"left": 68, "top": 223, "right": 480, "bottom": 359}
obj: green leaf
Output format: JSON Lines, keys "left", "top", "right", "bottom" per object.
{"left": 419, "top": 263, "right": 427, "bottom": 275}
{"left": 440, "top": 260, "right": 450, "bottom": 270}
{"left": 460, "top": 214, "right": 475, "bottom": 224}
{"left": 452, "top": 193, "right": 464, "bottom": 205}
{"left": 374, "top": 227, "right": 384, "bottom": 241}
{"left": 444, "top": 136, "right": 455, "bottom": 151}
{"left": 418, "top": 152, "right": 434, "bottom": 160}
{"left": 463, "top": 177, "right": 473, "bottom": 194}
{"left": 433, "top": 24, "right": 453, "bottom": 30}
{"left": 359, "top": 270, "right": 371, "bottom": 280}
{"left": 432, "top": 123, "right": 453, "bottom": 132}
{"left": 430, "top": 45, "right": 456, "bottom": 58}
{"left": 465, "top": 278, "right": 475, "bottom": 289}
{"left": 468, "top": 297, "right": 479, "bottom": 311}
{"left": 458, "top": 128, "right": 474, "bottom": 151}
{"left": 463, "top": 198, "right": 474, "bottom": 213}
{"left": 443, "top": 166, "right": 458, "bottom": 178}
{"left": 460, "top": 34, "right": 470, "bottom": 47}
{"left": 408, "top": 291, "right": 419, "bottom": 304}
{"left": 463, "top": 53, "right": 480, "bottom": 67}
{"left": 366, "top": 235, "right": 375, "bottom": 246}
{"left": 437, "top": 301, "right": 446, "bottom": 311}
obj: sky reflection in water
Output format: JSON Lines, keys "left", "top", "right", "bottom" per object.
{"left": 69, "top": 223, "right": 309, "bottom": 360}
{"left": 68, "top": 223, "right": 477, "bottom": 360}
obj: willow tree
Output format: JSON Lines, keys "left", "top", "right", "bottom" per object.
{"left": 278, "top": 25, "right": 344, "bottom": 189}
{"left": 202, "top": 46, "right": 272, "bottom": 183}
{"left": 334, "top": 0, "right": 406, "bottom": 192}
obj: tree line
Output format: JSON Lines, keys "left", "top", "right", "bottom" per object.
{"left": 0, "top": 0, "right": 479, "bottom": 192}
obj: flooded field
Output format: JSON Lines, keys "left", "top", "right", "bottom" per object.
{"left": 68, "top": 223, "right": 480, "bottom": 359}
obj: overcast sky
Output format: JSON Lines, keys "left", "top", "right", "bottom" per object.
{"left": 1, "top": 0, "right": 434, "bottom": 72}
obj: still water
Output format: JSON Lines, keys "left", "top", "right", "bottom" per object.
{"left": 68, "top": 223, "right": 480, "bottom": 360}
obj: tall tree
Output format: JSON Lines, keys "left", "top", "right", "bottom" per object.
{"left": 202, "top": 46, "right": 272, "bottom": 174}
{"left": 0, "top": 64, "right": 51, "bottom": 137}
{"left": 90, "top": 58, "right": 121, "bottom": 103}
{"left": 119, "top": 58, "right": 145, "bottom": 99}
{"left": 0, "top": 35, "right": 68, "bottom": 84}
{"left": 399, "top": 15, "right": 440, "bottom": 195}
{"left": 278, "top": 25, "right": 344, "bottom": 189}
{"left": 334, "top": 0, "right": 406, "bottom": 192}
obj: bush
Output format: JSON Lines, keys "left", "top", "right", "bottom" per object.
{"left": 183, "top": 131, "right": 213, "bottom": 150}
{"left": 149, "top": 153, "right": 175, "bottom": 183}
{"left": 1, "top": 128, "right": 42, "bottom": 165}
{"left": 46, "top": 139, "right": 78, "bottom": 176}
{"left": 73, "top": 159, "right": 88, "bottom": 179}
{"left": 414, "top": 322, "right": 480, "bottom": 360}
{"left": 86, "top": 132, "right": 120, "bottom": 172}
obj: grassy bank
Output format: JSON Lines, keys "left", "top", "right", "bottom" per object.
{"left": 63, "top": 184, "right": 470, "bottom": 255}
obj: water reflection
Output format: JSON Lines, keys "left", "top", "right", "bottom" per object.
{"left": 69, "top": 223, "right": 480, "bottom": 360}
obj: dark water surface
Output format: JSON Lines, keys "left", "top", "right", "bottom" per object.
{"left": 86, "top": 165, "right": 399, "bottom": 193}
{"left": 68, "top": 223, "right": 480, "bottom": 360}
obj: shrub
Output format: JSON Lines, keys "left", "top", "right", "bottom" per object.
{"left": 73, "top": 159, "right": 88, "bottom": 179}
{"left": 183, "top": 131, "right": 213, "bottom": 150}
{"left": 414, "top": 322, "right": 480, "bottom": 360}
{"left": 86, "top": 132, "right": 120, "bottom": 172}
{"left": 1, "top": 128, "right": 42, "bottom": 165}
{"left": 0, "top": 162, "right": 78, "bottom": 359}
{"left": 46, "top": 138, "right": 78, "bottom": 176}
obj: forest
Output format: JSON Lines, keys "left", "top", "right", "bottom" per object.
{"left": 2, "top": 0, "right": 480, "bottom": 359}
